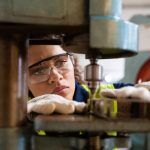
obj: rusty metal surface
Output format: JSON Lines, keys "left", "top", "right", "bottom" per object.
{"left": 34, "top": 114, "right": 150, "bottom": 133}
{"left": 0, "top": 35, "right": 27, "bottom": 127}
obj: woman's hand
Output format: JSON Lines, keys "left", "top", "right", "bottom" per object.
{"left": 27, "top": 94, "right": 86, "bottom": 115}
{"left": 101, "top": 86, "right": 150, "bottom": 101}
{"left": 135, "top": 81, "right": 150, "bottom": 91}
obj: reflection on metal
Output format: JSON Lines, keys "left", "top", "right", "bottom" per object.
{"left": 102, "top": 137, "right": 132, "bottom": 150}
{"left": 85, "top": 59, "right": 103, "bottom": 95}
{"left": 92, "top": 98, "right": 150, "bottom": 119}
{"left": 0, "top": 35, "right": 27, "bottom": 127}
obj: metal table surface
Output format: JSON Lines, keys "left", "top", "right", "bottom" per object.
{"left": 34, "top": 114, "right": 150, "bottom": 133}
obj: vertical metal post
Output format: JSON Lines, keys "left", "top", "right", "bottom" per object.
{"left": 0, "top": 34, "right": 27, "bottom": 127}
{"left": 0, "top": 34, "right": 29, "bottom": 150}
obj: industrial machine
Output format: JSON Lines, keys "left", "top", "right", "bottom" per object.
{"left": 0, "top": 0, "right": 149, "bottom": 150}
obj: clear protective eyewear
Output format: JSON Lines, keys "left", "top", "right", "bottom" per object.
{"left": 29, "top": 53, "right": 73, "bottom": 84}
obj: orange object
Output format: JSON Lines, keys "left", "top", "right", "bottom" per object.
{"left": 136, "top": 58, "right": 150, "bottom": 83}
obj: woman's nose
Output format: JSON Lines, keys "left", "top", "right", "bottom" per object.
{"left": 47, "top": 68, "right": 63, "bottom": 84}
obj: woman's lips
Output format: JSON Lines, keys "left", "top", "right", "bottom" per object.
{"left": 52, "top": 86, "right": 69, "bottom": 94}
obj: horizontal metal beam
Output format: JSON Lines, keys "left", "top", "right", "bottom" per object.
{"left": 34, "top": 115, "right": 150, "bottom": 133}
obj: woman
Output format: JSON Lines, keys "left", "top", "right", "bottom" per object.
{"left": 28, "top": 40, "right": 91, "bottom": 116}
{"left": 28, "top": 45, "right": 75, "bottom": 99}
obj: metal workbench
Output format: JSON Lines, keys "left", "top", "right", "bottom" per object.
{"left": 31, "top": 114, "right": 150, "bottom": 150}
{"left": 34, "top": 114, "right": 150, "bottom": 133}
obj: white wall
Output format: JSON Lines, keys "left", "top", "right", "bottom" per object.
{"left": 74, "top": 53, "right": 125, "bottom": 83}
{"left": 123, "top": 0, "right": 150, "bottom": 51}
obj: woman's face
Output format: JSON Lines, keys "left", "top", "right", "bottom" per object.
{"left": 28, "top": 45, "right": 75, "bottom": 100}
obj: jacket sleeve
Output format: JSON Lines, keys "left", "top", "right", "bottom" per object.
{"left": 113, "top": 83, "right": 134, "bottom": 89}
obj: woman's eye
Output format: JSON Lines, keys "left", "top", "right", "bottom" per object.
{"left": 33, "top": 70, "right": 41, "bottom": 75}
{"left": 55, "top": 60, "right": 67, "bottom": 68}
{"left": 31, "top": 68, "right": 48, "bottom": 75}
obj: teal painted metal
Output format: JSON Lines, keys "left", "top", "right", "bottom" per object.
{"left": 89, "top": 0, "right": 139, "bottom": 59}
